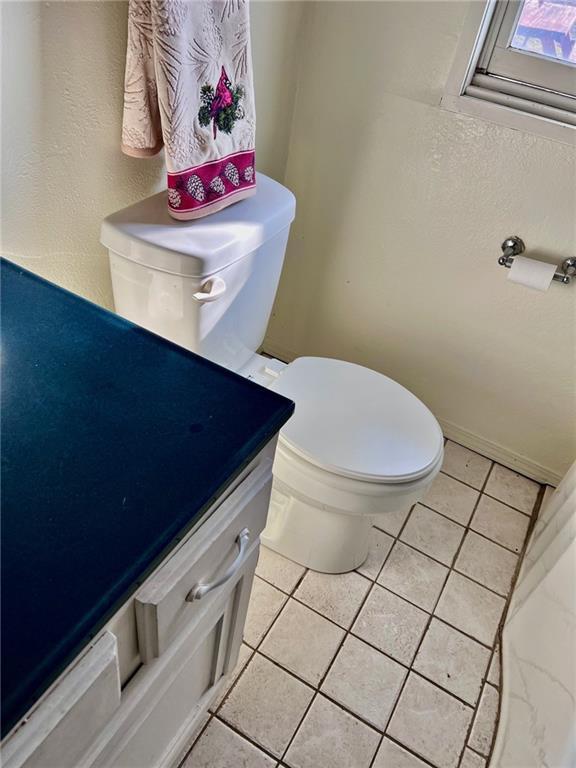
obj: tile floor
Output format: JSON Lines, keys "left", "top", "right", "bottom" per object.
{"left": 181, "top": 441, "right": 541, "bottom": 768}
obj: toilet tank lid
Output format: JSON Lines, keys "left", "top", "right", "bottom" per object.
{"left": 100, "top": 174, "right": 296, "bottom": 278}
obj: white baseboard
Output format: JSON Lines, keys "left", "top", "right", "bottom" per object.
{"left": 438, "top": 419, "right": 561, "bottom": 487}
{"left": 262, "top": 340, "right": 562, "bottom": 487}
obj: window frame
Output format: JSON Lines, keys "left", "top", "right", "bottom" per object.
{"left": 442, "top": 0, "right": 576, "bottom": 145}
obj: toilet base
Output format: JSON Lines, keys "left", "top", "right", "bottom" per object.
{"left": 263, "top": 439, "right": 444, "bottom": 574}
{"left": 261, "top": 481, "right": 374, "bottom": 573}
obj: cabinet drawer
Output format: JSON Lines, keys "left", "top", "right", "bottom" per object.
{"left": 135, "top": 457, "right": 273, "bottom": 662}
{"left": 2, "top": 633, "right": 121, "bottom": 768}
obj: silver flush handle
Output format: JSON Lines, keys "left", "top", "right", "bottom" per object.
{"left": 192, "top": 277, "right": 227, "bottom": 303}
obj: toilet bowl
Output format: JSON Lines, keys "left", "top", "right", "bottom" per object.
{"left": 101, "top": 174, "right": 444, "bottom": 573}
{"left": 247, "top": 355, "right": 443, "bottom": 572}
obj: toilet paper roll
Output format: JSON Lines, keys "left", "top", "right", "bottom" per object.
{"left": 508, "top": 255, "right": 557, "bottom": 291}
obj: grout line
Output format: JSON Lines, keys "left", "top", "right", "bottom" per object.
{"left": 466, "top": 743, "right": 491, "bottom": 759}
{"left": 482, "top": 490, "right": 534, "bottom": 518}
{"left": 276, "top": 530, "right": 403, "bottom": 765}
{"left": 386, "top": 517, "right": 519, "bottom": 603}
{"left": 376, "top": 733, "right": 439, "bottom": 768}
{"left": 212, "top": 712, "right": 284, "bottom": 763}
{"left": 437, "top": 468, "right": 490, "bottom": 493}
{"left": 406, "top": 667, "right": 485, "bottom": 711}
{"left": 354, "top": 529, "right": 395, "bottom": 582}
{"left": 444, "top": 437, "right": 542, "bottom": 490}
{"left": 374, "top": 462, "right": 496, "bottom": 768}
{"left": 427, "top": 462, "right": 490, "bottom": 494}
{"left": 458, "top": 462, "right": 540, "bottom": 766}
{"left": 433, "top": 455, "right": 536, "bottom": 518}
{"left": 378, "top": 536, "right": 451, "bottom": 576}
{"left": 443, "top": 461, "right": 498, "bottom": 768}
{"left": 382, "top": 505, "right": 480, "bottom": 755}
{"left": 467, "top": 519, "right": 528, "bottom": 556}
{"left": 208, "top": 559, "right": 316, "bottom": 728}
{"left": 366, "top": 493, "right": 477, "bottom": 767}
{"left": 475, "top": 481, "right": 546, "bottom": 766}
{"left": 207, "top": 560, "right": 311, "bottom": 720}
{"left": 414, "top": 494, "right": 535, "bottom": 557}
{"left": 175, "top": 714, "right": 213, "bottom": 768}
{"left": 208, "top": 643, "right": 257, "bottom": 715}
{"left": 414, "top": 500, "right": 473, "bottom": 529}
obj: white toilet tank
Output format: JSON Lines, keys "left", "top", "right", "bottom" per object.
{"left": 101, "top": 175, "right": 296, "bottom": 372}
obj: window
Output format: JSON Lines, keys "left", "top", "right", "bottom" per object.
{"left": 442, "top": 0, "right": 576, "bottom": 143}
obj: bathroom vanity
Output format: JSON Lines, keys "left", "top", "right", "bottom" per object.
{"left": 0, "top": 260, "right": 294, "bottom": 767}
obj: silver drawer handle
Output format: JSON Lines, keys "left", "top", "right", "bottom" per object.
{"left": 186, "top": 528, "right": 251, "bottom": 602}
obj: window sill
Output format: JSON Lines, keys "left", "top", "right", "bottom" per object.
{"left": 441, "top": 92, "right": 575, "bottom": 146}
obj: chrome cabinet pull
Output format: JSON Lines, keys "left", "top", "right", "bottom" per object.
{"left": 186, "top": 528, "right": 250, "bottom": 602}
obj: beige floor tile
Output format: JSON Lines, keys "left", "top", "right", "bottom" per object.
{"left": 244, "top": 576, "right": 288, "bottom": 647}
{"left": 374, "top": 504, "right": 412, "bottom": 537}
{"left": 285, "top": 694, "right": 380, "bottom": 768}
{"left": 220, "top": 653, "right": 314, "bottom": 758}
{"left": 356, "top": 528, "right": 394, "bottom": 580}
{"left": 421, "top": 472, "right": 480, "bottom": 525}
{"left": 210, "top": 643, "right": 253, "bottom": 712}
{"left": 373, "top": 738, "right": 431, "bottom": 768}
{"left": 260, "top": 599, "right": 344, "bottom": 686}
{"left": 177, "top": 712, "right": 211, "bottom": 764}
{"left": 487, "top": 646, "right": 500, "bottom": 687}
{"left": 387, "top": 673, "right": 474, "bottom": 768}
{"left": 413, "top": 618, "right": 490, "bottom": 705}
{"left": 484, "top": 464, "right": 539, "bottom": 515}
{"left": 455, "top": 532, "right": 518, "bottom": 597}
{"left": 352, "top": 585, "right": 428, "bottom": 665}
{"left": 183, "top": 718, "right": 275, "bottom": 768}
{"left": 256, "top": 547, "right": 306, "bottom": 594}
{"left": 294, "top": 570, "right": 371, "bottom": 628}
{"left": 435, "top": 572, "right": 505, "bottom": 646}
{"left": 471, "top": 496, "right": 529, "bottom": 553}
{"left": 442, "top": 442, "right": 492, "bottom": 490}
{"left": 468, "top": 684, "right": 499, "bottom": 757}
{"left": 401, "top": 505, "right": 465, "bottom": 566}
{"left": 460, "top": 748, "right": 486, "bottom": 768}
{"left": 377, "top": 541, "right": 448, "bottom": 611}
{"left": 321, "top": 635, "right": 406, "bottom": 730}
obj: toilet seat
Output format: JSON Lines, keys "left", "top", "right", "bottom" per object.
{"left": 270, "top": 357, "right": 443, "bottom": 484}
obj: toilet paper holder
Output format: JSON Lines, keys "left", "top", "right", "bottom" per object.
{"left": 498, "top": 236, "right": 576, "bottom": 285}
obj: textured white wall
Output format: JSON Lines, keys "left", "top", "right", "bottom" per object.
{"left": 1, "top": 0, "right": 304, "bottom": 307}
{"left": 265, "top": 2, "right": 576, "bottom": 481}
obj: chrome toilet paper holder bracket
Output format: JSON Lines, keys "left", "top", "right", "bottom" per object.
{"left": 498, "top": 236, "right": 576, "bottom": 285}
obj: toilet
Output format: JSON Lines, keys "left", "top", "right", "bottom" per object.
{"left": 101, "top": 175, "right": 443, "bottom": 573}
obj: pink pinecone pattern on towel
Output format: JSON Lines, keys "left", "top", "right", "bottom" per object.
{"left": 210, "top": 177, "right": 226, "bottom": 195}
{"left": 168, "top": 188, "right": 182, "bottom": 207}
{"left": 243, "top": 165, "right": 254, "bottom": 183}
{"left": 186, "top": 174, "right": 206, "bottom": 201}
{"left": 224, "top": 162, "right": 240, "bottom": 187}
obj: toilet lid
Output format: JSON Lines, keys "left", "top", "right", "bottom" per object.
{"left": 270, "top": 357, "right": 443, "bottom": 484}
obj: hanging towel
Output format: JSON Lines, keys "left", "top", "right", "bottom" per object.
{"left": 122, "top": 0, "right": 256, "bottom": 220}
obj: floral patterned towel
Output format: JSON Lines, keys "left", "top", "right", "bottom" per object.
{"left": 122, "top": 0, "right": 256, "bottom": 220}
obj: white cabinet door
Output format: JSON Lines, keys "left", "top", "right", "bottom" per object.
{"left": 2, "top": 633, "right": 121, "bottom": 768}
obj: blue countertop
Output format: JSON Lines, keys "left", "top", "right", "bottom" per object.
{"left": 0, "top": 259, "right": 294, "bottom": 738}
